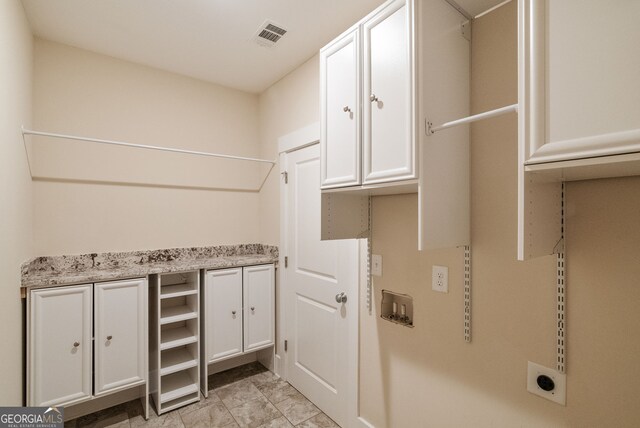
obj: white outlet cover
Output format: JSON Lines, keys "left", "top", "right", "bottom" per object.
{"left": 371, "top": 254, "right": 382, "bottom": 277}
{"left": 432, "top": 265, "right": 448, "bottom": 293}
{"left": 527, "top": 361, "right": 566, "bottom": 405}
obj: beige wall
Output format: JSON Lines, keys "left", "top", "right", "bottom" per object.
{"left": 0, "top": 1, "right": 33, "bottom": 405}
{"left": 258, "top": 55, "right": 320, "bottom": 245}
{"left": 32, "top": 39, "right": 263, "bottom": 255}
{"left": 360, "top": 2, "right": 640, "bottom": 427}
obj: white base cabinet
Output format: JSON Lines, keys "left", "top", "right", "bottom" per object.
{"left": 29, "top": 284, "right": 93, "bottom": 408}
{"left": 202, "top": 264, "right": 275, "bottom": 364}
{"left": 28, "top": 279, "right": 148, "bottom": 410}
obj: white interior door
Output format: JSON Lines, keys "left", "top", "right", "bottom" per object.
{"left": 284, "top": 143, "right": 359, "bottom": 427}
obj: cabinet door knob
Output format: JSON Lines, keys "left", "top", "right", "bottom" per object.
{"left": 73, "top": 342, "right": 80, "bottom": 348}
{"left": 335, "top": 292, "right": 347, "bottom": 303}
{"left": 370, "top": 94, "right": 379, "bottom": 102}
{"left": 343, "top": 106, "right": 351, "bottom": 113}
{"left": 232, "top": 310, "right": 236, "bottom": 315}
{"left": 107, "top": 335, "right": 113, "bottom": 341}
{"left": 251, "top": 307, "right": 255, "bottom": 312}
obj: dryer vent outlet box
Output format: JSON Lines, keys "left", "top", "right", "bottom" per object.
{"left": 527, "top": 361, "right": 566, "bottom": 405}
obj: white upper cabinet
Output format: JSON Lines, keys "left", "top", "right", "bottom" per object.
{"left": 363, "top": 0, "right": 414, "bottom": 184}
{"left": 320, "top": 29, "right": 361, "bottom": 188}
{"left": 519, "top": 0, "right": 640, "bottom": 178}
{"left": 517, "top": 0, "right": 640, "bottom": 259}
{"left": 29, "top": 284, "right": 93, "bottom": 407}
{"left": 319, "top": 0, "right": 470, "bottom": 251}
{"left": 320, "top": 0, "right": 419, "bottom": 191}
{"left": 94, "top": 279, "right": 147, "bottom": 395}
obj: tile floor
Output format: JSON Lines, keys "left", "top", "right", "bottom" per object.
{"left": 65, "top": 362, "right": 340, "bottom": 428}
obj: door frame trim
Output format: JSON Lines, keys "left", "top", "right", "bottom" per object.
{"left": 277, "top": 122, "right": 362, "bottom": 427}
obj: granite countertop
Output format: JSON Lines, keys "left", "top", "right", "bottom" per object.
{"left": 21, "top": 244, "right": 278, "bottom": 289}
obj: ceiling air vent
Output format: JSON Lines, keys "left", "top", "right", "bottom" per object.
{"left": 254, "top": 20, "right": 287, "bottom": 47}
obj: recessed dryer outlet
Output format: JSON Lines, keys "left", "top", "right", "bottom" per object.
{"left": 527, "top": 361, "right": 566, "bottom": 405}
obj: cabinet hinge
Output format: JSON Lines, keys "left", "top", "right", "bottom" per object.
{"left": 284, "top": 256, "right": 288, "bottom": 268}
{"left": 284, "top": 340, "right": 288, "bottom": 352}
{"left": 281, "top": 171, "right": 288, "bottom": 184}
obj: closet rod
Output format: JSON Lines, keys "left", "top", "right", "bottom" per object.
{"left": 427, "top": 103, "right": 518, "bottom": 135}
{"left": 21, "top": 127, "right": 277, "bottom": 165}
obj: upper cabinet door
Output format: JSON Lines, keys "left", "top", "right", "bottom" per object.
{"left": 363, "top": 0, "right": 416, "bottom": 184}
{"left": 520, "top": 0, "right": 640, "bottom": 167}
{"left": 94, "top": 279, "right": 147, "bottom": 396}
{"left": 321, "top": 28, "right": 361, "bottom": 189}
{"left": 29, "top": 284, "right": 93, "bottom": 407}
{"left": 243, "top": 265, "right": 275, "bottom": 352}
{"left": 206, "top": 268, "right": 243, "bottom": 363}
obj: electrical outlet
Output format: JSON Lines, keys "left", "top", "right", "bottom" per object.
{"left": 432, "top": 265, "right": 448, "bottom": 293}
{"left": 527, "top": 361, "right": 566, "bottom": 405}
{"left": 371, "top": 254, "right": 382, "bottom": 276}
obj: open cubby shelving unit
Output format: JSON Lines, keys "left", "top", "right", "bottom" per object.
{"left": 150, "top": 271, "right": 200, "bottom": 414}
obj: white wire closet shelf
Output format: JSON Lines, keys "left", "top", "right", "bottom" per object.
{"left": 21, "top": 127, "right": 277, "bottom": 191}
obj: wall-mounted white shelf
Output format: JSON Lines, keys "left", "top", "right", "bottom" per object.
{"left": 21, "top": 127, "right": 276, "bottom": 191}
{"left": 150, "top": 271, "right": 201, "bottom": 415}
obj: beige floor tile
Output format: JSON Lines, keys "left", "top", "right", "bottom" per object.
{"left": 255, "top": 380, "right": 299, "bottom": 405}
{"left": 178, "top": 392, "right": 222, "bottom": 416}
{"left": 228, "top": 396, "right": 282, "bottom": 428}
{"left": 130, "top": 409, "right": 184, "bottom": 428}
{"left": 215, "top": 379, "right": 264, "bottom": 409}
{"left": 275, "top": 395, "right": 320, "bottom": 426}
{"left": 180, "top": 402, "right": 235, "bottom": 428}
{"left": 295, "top": 413, "right": 340, "bottom": 428}
{"left": 257, "top": 416, "right": 294, "bottom": 428}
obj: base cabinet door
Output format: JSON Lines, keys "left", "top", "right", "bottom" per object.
{"left": 94, "top": 279, "right": 147, "bottom": 395}
{"left": 243, "top": 265, "right": 275, "bottom": 352}
{"left": 206, "top": 268, "right": 243, "bottom": 363}
{"left": 29, "top": 284, "right": 93, "bottom": 407}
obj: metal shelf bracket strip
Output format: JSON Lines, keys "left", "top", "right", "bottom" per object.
{"left": 557, "top": 183, "right": 566, "bottom": 374}
{"left": 367, "top": 196, "right": 373, "bottom": 314}
{"left": 464, "top": 245, "right": 472, "bottom": 343}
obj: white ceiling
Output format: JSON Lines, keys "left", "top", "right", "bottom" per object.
{"left": 21, "top": 0, "right": 506, "bottom": 94}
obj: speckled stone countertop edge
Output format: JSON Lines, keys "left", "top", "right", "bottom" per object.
{"left": 22, "top": 245, "right": 278, "bottom": 289}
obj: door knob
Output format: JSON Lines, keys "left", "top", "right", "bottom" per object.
{"left": 343, "top": 106, "right": 351, "bottom": 113}
{"left": 232, "top": 310, "right": 237, "bottom": 315}
{"left": 107, "top": 335, "right": 113, "bottom": 341}
{"left": 370, "top": 94, "right": 379, "bottom": 102}
{"left": 73, "top": 342, "right": 80, "bottom": 348}
{"left": 251, "top": 307, "right": 255, "bottom": 312}
{"left": 335, "top": 292, "right": 347, "bottom": 303}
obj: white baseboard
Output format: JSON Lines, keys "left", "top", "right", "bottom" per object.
{"left": 273, "top": 353, "right": 283, "bottom": 378}
{"left": 357, "top": 416, "right": 376, "bottom": 428}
